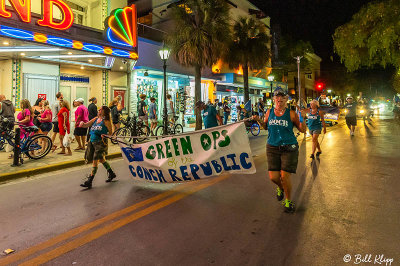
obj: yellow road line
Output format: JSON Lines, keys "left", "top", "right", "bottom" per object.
{"left": 20, "top": 175, "right": 230, "bottom": 265}
{"left": 0, "top": 181, "right": 196, "bottom": 266}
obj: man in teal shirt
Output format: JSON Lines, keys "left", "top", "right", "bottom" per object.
{"left": 195, "top": 100, "right": 222, "bottom": 129}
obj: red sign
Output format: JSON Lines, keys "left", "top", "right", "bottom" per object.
{"left": 38, "top": 94, "right": 47, "bottom": 100}
{"left": 114, "top": 90, "right": 126, "bottom": 109}
{"left": 0, "top": 0, "right": 74, "bottom": 30}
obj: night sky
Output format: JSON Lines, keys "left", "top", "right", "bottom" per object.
{"left": 250, "top": 0, "right": 373, "bottom": 68}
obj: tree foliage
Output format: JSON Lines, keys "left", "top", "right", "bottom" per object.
{"left": 224, "top": 16, "right": 270, "bottom": 102}
{"left": 333, "top": 0, "right": 400, "bottom": 72}
{"left": 278, "top": 35, "right": 314, "bottom": 71}
{"left": 167, "top": 0, "right": 231, "bottom": 130}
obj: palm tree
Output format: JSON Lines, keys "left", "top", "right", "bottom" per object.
{"left": 167, "top": 0, "right": 231, "bottom": 130}
{"left": 224, "top": 17, "right": 270, "bottom": 103}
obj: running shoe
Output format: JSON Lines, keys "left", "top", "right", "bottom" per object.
{"left": 310, "top": 154, "right": 315, "bottom": 159}
{"left": 283, "top": 199, "right": 295, "bottom": 213}
{"left": 316, "top": 151, "right": 322, "bottom": 157}
{"left": 276, "top": 187, "right": 284, "bottom": 201}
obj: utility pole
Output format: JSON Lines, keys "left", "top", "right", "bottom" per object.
{"left": 294, "top": 56, "right": 303, "bottom": 107}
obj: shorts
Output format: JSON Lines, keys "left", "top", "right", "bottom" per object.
{"left": 138, "top": 115, "right": 148, "bottom": 122}
{"left": 52, "top": 121, "right": 59, "bottom": 133}
{"left": 74, "top": 127, "right": 88, "bottom": 136}
{"left": 309, "top": 129, "right": 322, "bottom": 135}
{"left": 345, "top": 116, "right": 357, "bottom": 126}
{"left": 266, "top": 144, "right": 299, "bottom": 173}
{"left": 85, "top": 140, "right": 108, "bottom": 163}
{"left": 40, "top": 122, "right": 53, "bottom": 132}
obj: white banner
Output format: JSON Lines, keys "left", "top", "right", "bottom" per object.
{"left": 119, "top": 122, "right": 256, "bottom": 183}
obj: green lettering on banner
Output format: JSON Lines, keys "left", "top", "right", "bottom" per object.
{"left": 146, "top": 145, "right": 156, "bottom": 160}
{"left": 218, "top": 130, "right": 230, "bottom": 147}
{"left": 200, "top": 134, "right": 212, "bottom": 151}
{"left": 171, "top": 138, "right": 180, "bottom": 156}
{"left": 164, "top": 140, "right": 173, "bottom": 158}
{"left": 180, "top": 136, "right": 193, "bottom": 155}
{"left": 211, "top": 131, "right": 220, "bottom": 150}
{"left": 156, "top": 143, "right": 165, "bottom": 159}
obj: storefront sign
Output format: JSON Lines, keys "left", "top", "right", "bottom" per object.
{"left": 38, "top": 94, "right": 46, "bottom": 100}
{"left": 0, "top": 0, "right": 74, "bottom": 30}
{"left": 119, "top": 122, "right": 256, "bottom": 183}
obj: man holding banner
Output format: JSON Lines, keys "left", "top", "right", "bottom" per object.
{"left": 195, "top": 100, "right": 222, "bottom": 129}
{"left": 257, "top": 89, "right": 307, "bottom": 213}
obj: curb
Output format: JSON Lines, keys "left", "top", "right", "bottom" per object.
{"left": 0, "top": 152, "right": 122, "bottom": 183}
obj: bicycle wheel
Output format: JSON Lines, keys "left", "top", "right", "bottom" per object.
{"left": 25, "top": 134, "right": 52, "bottom": 159}
{"left": 250, "top": 123, "right": 260, "bottom": 136}
{"left": 113, "top": 127, "right": 132, "bottom": 144}
{"left": 174, "top": 124, "right": 184, "bottom": 134}
{"left": 155, "top": 125, "right": 165, "bottom": 136}
{"left": 137, "top": 125, "right": 150, "bottom": 142}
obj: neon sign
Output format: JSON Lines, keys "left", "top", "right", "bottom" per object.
{"left": 0, "top": 0, "right": 74, "bottom": 31}
{"left": 106, "top": 5, "right": 137, "bottom": 48}
{"left": 0, "top": 25, "right": 139, "bottom": 59}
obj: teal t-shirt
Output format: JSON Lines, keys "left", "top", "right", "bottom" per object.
{"left": 90, "top": 118, "right": 108, "bottom": 143}
{"left": 202, "top": 105, "right": 218, "bottom": 129}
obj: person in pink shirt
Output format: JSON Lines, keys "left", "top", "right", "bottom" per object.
{"left": 17, "top": 99, "right": 34, "bottom": 138}
{"left": 37, "top": 100, "right": 53, "bottom": 135}
{"left": 74, "top": 98, "right": 89, "bottom": 150}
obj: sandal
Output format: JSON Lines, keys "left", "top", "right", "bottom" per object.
{"left": 58, "top": 151, "right": 66, "bottom": 154}
{"left": 51, "top": 145, "right": 58, "bottom": 152}
{"left": 74, "top": 147, "right": 83, "bottom": 151}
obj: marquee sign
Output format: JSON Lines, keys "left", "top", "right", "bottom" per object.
{"left": 0, "top": 0, "right": 74, "bottom": 30}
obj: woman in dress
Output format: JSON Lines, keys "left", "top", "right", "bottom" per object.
{"left": 57, "top": 100, "right": 72, "bottom": 156}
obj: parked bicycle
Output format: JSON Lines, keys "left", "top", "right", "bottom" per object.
{"left": 0, "top": 116, "right": 53, "bottom": 164}
{"left": 111, "top": 115, "right": 150, "bottom": 144}
{"left": 155, "top": 115, "right": 184, "bottom": 136}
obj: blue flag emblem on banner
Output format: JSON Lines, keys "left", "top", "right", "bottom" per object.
{"left": 122, "top": 147, "right": 144, "bottom": 162}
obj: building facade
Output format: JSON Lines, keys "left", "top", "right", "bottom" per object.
{"left": 0, "top": 0, "right": 135, "bottom": 114}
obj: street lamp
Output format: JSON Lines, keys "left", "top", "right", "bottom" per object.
{"left": 347, "top": 93, "right": 351, "bottom": 97}
{"left": 159, "top": 46, "right": 170, "bottom": 135}
{"left": 267, "top": 75, "right": 274, "bottom": 100}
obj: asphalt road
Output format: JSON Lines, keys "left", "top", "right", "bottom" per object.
{"left": 0, "top": 115, "right": 399, "bottom": 266}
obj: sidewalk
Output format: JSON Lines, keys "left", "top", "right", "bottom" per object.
{"left": 0, "top": 125, "right": 196, "bottom": 182}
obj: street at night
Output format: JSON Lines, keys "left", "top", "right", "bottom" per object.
{"left": 1, "top": 114, "right": 399, "bottom": 265}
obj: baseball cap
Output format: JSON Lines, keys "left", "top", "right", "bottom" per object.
{"left": 273, "top": 89, "right": 287, "bottom": 97}
{"left": 76, "top": 98, "right": 84, "bottom": 103}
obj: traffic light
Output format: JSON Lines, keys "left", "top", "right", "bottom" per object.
{"left": 315, "top": 82, "right": 325, "bottom": 92}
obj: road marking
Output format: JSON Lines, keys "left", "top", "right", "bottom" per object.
{"left": 0, "top": 181, "right": 197, "bottom": 266}
{"left": 20, "top": 175, "right": 230, "bottom": 265}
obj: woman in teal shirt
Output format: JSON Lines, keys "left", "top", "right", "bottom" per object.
{"left": 304, "top": 100, "right": 326, "bottom": 159}
{"left": 79, "top": 106, "right": 116, "bottom": 189}
{"left": 257, "top": 90, "right": 307, "bottom": 213}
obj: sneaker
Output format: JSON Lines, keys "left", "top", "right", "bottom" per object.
{"left": 283, "top": 199, "right": 295, "bottom": 213}
{"left": 350, "top": 131, "right": 354, "bottom": 136}
{"left": 310, "top": 154, "right": 315, "bottom": 159}
{"left": 276, "top": 187, "right": 284, "bottom": 201}
{"left": 316, "top": 151, "right": 322, "bottom": 157}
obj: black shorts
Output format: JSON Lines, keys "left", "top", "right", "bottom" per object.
{"left": 266, "top": 144, "right": 299, "bottom": 173}
{"left": 40, "top": 122, "right": 53, "bottom": 132}
{"left": 52, "top": 122, "right": 59, "bottom": 133}
{"left": 85, "top": 140, "right": 108, "bottom": 163}
{"left": 74, "top": 127, "right": 88, "bottom": 136}
{"left": 345, "top": 116, "right": 357, "bottom": 126}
